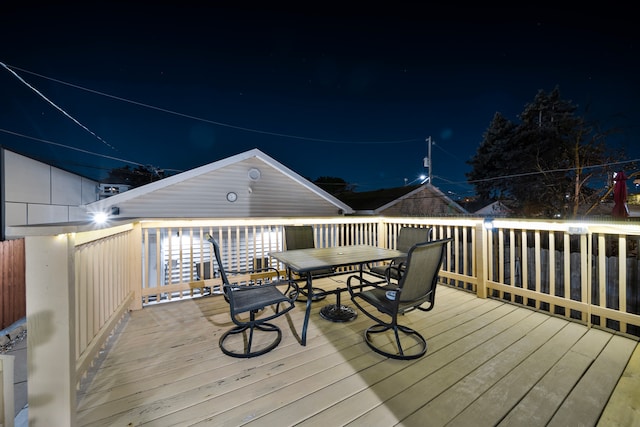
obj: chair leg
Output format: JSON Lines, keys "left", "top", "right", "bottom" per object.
{"left": 364, "top": 323, "right": 427, "bottom": 360}
{"left": 219, "top": 322, "right": 282, "bottom": 358}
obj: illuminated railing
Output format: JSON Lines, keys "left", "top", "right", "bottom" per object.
{"left": 137, "top": 217, "right": 640, "bottom": 338}
{"left": 22, "top": 215, "right": 640, "bottom": 424}
{"left": 482, "top": 218, "right": 640, "bottom": 337}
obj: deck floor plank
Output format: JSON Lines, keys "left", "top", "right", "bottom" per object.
{"left": 75, "top": 276, "right": 638, "bottom": 427}
{"left": 296, "top": 302, "right": 526, "bottom": 427}
{"left": 598, "top": 343, "right": 640, "bottom": 426}
{"left": 345, "top": 308, "right": 544, "bottom": 426}
{"left": 78, "top": 307, "right": 370, "bottom": 424}
{"left": 440, "top": 319, "right": 591, "bottom": 426}
{"left": 548, "top": 333, "right": 637, "bottom": 427}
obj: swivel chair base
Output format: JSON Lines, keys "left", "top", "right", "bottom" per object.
{"left": 364, "top": 323, "right": 427, "bottom": 360}
{"left": 219, "top": 322, "right": 282, "bottom": 358}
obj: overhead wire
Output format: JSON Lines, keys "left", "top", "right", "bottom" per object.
{"left": 3, "top": 63, "right": 636, "bottom": 189}
{"left": 0, "top": 128, "right": 146, "bottom": 167}
{"left": 1, "top": 62, "right": 119, "bottom": 152}
{"left": 5, "top": 63, "right": 422, "bottom": 145}
{"left": 465, "top": 158, "right": 640, "bottom": 185}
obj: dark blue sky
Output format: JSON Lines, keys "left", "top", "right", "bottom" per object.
{"left": 1, "top": 3, "right": 638, "bottom": 198}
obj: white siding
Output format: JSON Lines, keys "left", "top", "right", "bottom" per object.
{"left": 3, "top": 149, "right": 99, "bottom": 235}
{"left": 81, "top": 178, "right": 98, "bottom": 204}
{"left": 5, "top": 202, "right": 27, "bottom": 227}
{"left": 28, "top": 204, "right": 70, "bottom": 224}
{"left": 51, "top": 167, "right": 83, "bottom": 205}
{"left": 96, "top": 156, "right": 346, "bottom": 219}
{"left": 5, "top": 150, "right": 51, "bottom": 203}
{"left": 69, "top": 206, "right": 89, "bottom": 222}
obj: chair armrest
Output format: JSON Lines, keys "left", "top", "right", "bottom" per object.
{"left": 225, "top": 266, "right": 286, "bottom": 287}
{"left": 226, "top": 266, "right": 279, "bottom": 275}
{"left": 385, "top": 264, "right": 405, "bottom": 282}
{"left": 347, "top": 273, "right": 396, "bottom": 293}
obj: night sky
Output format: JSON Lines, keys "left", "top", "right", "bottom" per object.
{"left": 1, "top": 3, "right": 638, "bottom": 198}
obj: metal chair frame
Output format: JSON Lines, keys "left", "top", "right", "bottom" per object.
{"left": 207, "top": 235, "right": 299, "bottom": 358}
{"left": 347, "top": 238, "right": 452, "bottom": 360}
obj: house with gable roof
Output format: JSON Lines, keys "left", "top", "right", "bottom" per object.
{"left": 84, "top": 148, "right": 353, "bottom": 220}
{"left": 338, "top": 183, "right": 467, "bottom": 216}
{"left": 81, "top": 149, "right": 354, "bottom": 287}
{"left": 474, "top": 200, "right": 513, "bottom": 217}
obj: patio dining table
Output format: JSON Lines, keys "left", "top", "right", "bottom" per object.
{"left": 269, "top": 245, "right": 405, "bottom": 345}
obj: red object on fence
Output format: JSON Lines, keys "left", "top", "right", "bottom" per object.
{"left": 612, "top": 171, "right": 629, "bottom": 218}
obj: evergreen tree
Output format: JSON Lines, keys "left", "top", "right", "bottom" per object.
{"left": 466, "top": 112, "right": 517, "bottom": 204}
{"left": 104, "top": 165, "right": 167, "bottom": 188}
{"left": 467, "top": 87, "right": 621, "bottom": 218}
{"left": 313, "top": 176, "right": 354, "bottom": 196}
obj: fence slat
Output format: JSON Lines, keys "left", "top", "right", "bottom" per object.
{"left": 0, "top": 239, "right": 25, "bottom": 330}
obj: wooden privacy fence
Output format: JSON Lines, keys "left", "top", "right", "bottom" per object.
{"left": 0, "top": 239, "right": 25, "bottom": 331}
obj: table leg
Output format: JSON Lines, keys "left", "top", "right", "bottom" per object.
{"left": 301, "top": 274, "right": 313, "bottom": 346}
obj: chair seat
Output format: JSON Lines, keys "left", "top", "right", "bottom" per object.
{"left": 358, "top": 287, "right": 434, "bottom": 316}
{"left": 232, "top": 284, "right": 293, "bottom": 313}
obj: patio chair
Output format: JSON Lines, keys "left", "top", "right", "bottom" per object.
{"left": 368, "top": 226, "right": 432, "bottom": 281}
{"left": 347, "top": 238, "right": 452, "bottom": 360}
{"left": 283, "top": 225, "right": 330, "bottom": 301}
{"left": 206, "top": 234, "right": 300, "bottom": 358}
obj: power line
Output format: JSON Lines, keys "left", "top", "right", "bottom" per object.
{"left": 464, "top": 158, "right": 640, "bottom": 185}
{"left": 0, "top": 128, "right": 147, "bottom": 168}
{"left": 6, "top": 63, "right": 636, "bottom": 189}
{"left": 5, "top": 63, "right": 422, "bottom": 145}
{"left": 1, "top": 62, "right": 118, "bottom": 152}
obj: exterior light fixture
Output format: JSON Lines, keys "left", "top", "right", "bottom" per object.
{"left": 567, "top": 224, "right": 589, "bottom": 235}
{"left": 483, "top": 218, "right": 495, "bottom": 230}
{"left": 93, "top": 212, "right": 109, "bottom": 224}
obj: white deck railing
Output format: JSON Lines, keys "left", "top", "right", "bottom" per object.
{"left": 21, "top": 216, "right": 640, "bottom": 425}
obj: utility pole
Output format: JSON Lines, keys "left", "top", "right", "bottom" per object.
{"left": 424, "top": 136, "right": 433, "bottom": 184}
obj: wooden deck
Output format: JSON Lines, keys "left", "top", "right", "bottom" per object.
{"left": 76, "top": 275, "right": 639, "bottom": 426}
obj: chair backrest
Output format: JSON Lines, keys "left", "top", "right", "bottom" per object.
{"left": 397, "top": 238, "right": 451, "bottom": 306}
{"left": 206, "top": 235, "right": 230, "bottom": 286}
{"left": 396, "top": 226, "right": 432, "bottom": 253}
{"left": 284, "top": 225, "right": 316, "bottom": 250}
{"left": 284, "top": 225, "right": 334, "bottom": 276}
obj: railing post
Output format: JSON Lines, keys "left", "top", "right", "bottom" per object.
{"left": 130, "top": 222, "right": 143, "bottom": 311}
{"left": 377, "top": 219, "right": 387, "bottom": 248}
{"left": 475, "top": 221, "right": 488, "bottom": 299}
{"left": 0, "top": 354, "right": 15, "bottom": 427}
{"left": 25, "top": 234, "right": 76, "bottom": 426}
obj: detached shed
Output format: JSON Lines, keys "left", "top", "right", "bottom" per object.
{"left": 339, "top": 183, "right": 467, "bottom": 216}
{"left": 84, "top": 148, "right": 353, "bottom": 219}
{"left": 474, "top": 201, "right": 513, "bottom": 217}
